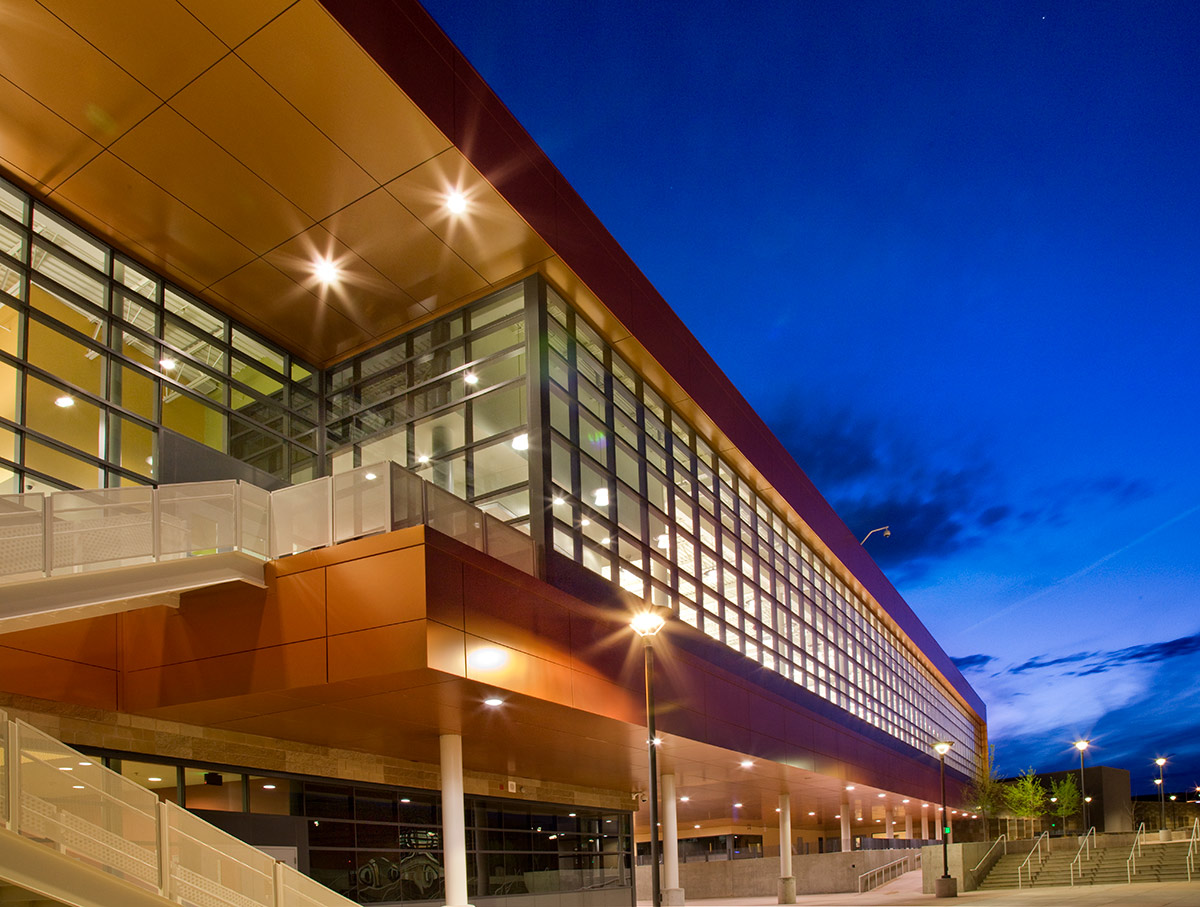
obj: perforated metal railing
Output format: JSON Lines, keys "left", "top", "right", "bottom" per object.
{"left": 0, "top": 709, "right": 359, "bottom": 907}
{"left": 0, "top": 461, "right": 535, "bottom": 587}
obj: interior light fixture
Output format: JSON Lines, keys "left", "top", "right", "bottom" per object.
{"left": 78, "top": 761, "right": 92, "bottom": 766}
{"left": 148, "top": 777, "right": 163, "bottom": 783}
{"left": 58, "top": 766, "right": 72, "bottom": 771}
{"left": 600, "top": 537, "right": 610, "bottom": 545}
{"left": 464, "top": 371, "right": 479, "bottom": 385}
{"left": 552, "top": 495, "right": 564, "bottom": 506}
{"left": 416, "top": 454, "right": 430, "bottom": 465}
{"left": 401, "top": 798, "right": 411, "bottom": 804}
{"left": 314, "top": 257, "right": 339, "bottom": 284}
{"left": 263, "top": 784, "right": 276, "bottom": 790}
{"left": 447, "top": 191, "right": 467, "bottom": 214}
{"left": 593, "top": 487, "right": 609, "bottom": 507}
{"left": 54, "top": 395, "right": 74, "bottom": 407}
{"left": 656, "top": 534, "right": 670, "bottom": 550}
{"left": 72, "top": 784, "right": 85, "bottom": 790}
{"left": 580, "top": 518, "right": 590, "bottom": 527}
{"left": 160, "top": 357, "right": 177, "bottom": 370}
{"left": 364, "top": 472, "right": 376, "bottom": 481}
{"left": 568, "top": 813, "right": 576, "bottom": 818}
{"left": 512, "top": 433, "right": 529, "bottom": 451}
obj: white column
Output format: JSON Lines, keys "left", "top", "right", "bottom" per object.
{"left": 884, "top": 806, "right": 894, "bottom": 839}
{"left": 921, "top": 806, "right": 930, "bottom": 841}
{"left": 778, "top": 793, "right": 795, "bottom": 904}
{"left": 905, "top": 813, "right": 914, "bottom": 840}
{"left": 439, "top": 734, "right": 470, "bottom": 907}
{"left": 661, "top": 773, "right": 682, "bottom": 904}
{"left": 840, "top": 800, "right": 852, "bottom": 852}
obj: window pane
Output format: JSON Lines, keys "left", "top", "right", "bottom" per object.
{"left": 183, "top": 768, "right": 243, "bottom": 812}
{"left": 33, "top": 207, "right": 106, "bottom": 271}
{"left": 162, "top": 388, "right": 224, "bottom": 450}
{"left": 472, "top": 437, "right": 528, "bottom": 496}
{"left": 108, "top": 412, "right": 154, "bottom": 477}
{"left": 472, "top": 383, "right": 525, "bottom": 441}
{"left": 0, "top": 302, "right": 20, "bottom": 355}
{"left": 26, "top": 375, "right": 101, "bottom": 456}
{"left": 27, "top": 319, "right": 104, "bottom": 394}
{"left": 24, "top": 439, "right": 101, "bottom": 488}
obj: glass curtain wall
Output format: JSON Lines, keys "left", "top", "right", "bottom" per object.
{"left": 540, "top": 285, "right": 980, "bottom": 777}
{"left": 0, "top": 176, "right": 319, "bottom": 493}
{"left": 325, "top": 283, "right": 531, "bottom": 530}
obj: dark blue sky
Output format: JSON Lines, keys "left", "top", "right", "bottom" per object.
{"left": 419, "top": 1, "right": 1200, "bottom": 795}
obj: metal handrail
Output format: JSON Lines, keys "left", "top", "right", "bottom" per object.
{"left": 971, "top": 833, "right": 1008, "bottom": 872}
{"left": 1127, "top": 821, "right": 1145, "bottom": 883}
{"left": 1070, "top": 826, "right": 1096, "bottom": 886}
{"left": 857, "top": 850, "right": 921, "bottom": 893}
{"left": 1017, "top": 831, "right": 1049, "bottom": 888}
{"left": 1186, "top": 817, "right": 1199, "bottom": 881}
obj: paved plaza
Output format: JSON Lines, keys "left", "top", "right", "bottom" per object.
{"left": 637, "top": 870, "right": 1200, "bottom": 907}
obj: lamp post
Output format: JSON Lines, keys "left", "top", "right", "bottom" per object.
{"left": 1155, "top": 758, "right": 1167, "bottom": 831}
{"left": 860, "top": 525, "right": 890, "bottom": 545}
{"left": 1074, "top": 740, "right": 1089, "bottom": 832}
{"left": 934, "top": 741, "right": 955, "bottom": 898}
{"left": 632, "top": 610, "right": 667, "bottom": 907}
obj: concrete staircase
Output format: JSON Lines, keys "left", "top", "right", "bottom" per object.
{"left": 978, "top": 841, "right": 1194, "bottom": 889}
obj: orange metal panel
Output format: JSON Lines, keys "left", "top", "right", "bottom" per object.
{"left": 326, "top": 620, "right": 430, "bottom": 683}
{"left": 0, "top": 644, "right": 117, "bottom": 709}
{"left": 424, "top": 545, "right": 465, "bottom": 630}
{"left": 426, "top": 620, "right": 466, "bottom": 677}
{"left": 175, "top": 0, "right": 294, "bottom": 48}
{"left": 122, "top": 638, "right": 328, "bottom": 710}
{"left": 461, "top": 566, "right": 572, "bottom": 665}
{"left": 239, "top": 0, "right": 451, "bottom": 185}
{"left": 38, "top": 0, "right": 227, "bottom": 100}
{"left": 171, "top": 54, "right": 376, "bottom": 221}
{"left": 50, "top": 151, "right": 257, "bottom": 289}
{"left": 0, "top": 614, "right": 118, "bottom": 669}
{"left": 121, "top": 573, "right": 325, "bottom": 670}
{"left": 0, "top": 77, "right": 103, "bottom": 192}
{"left": 326, "top": 545, "right": 426, "bottom": 635}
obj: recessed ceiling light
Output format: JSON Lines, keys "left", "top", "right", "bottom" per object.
{"left": 552, "top": 496, "right": 564, "bottom": 506}
{"left": 401, "top": 798, "right": 411, "bottom": 804}
{"left": 54, "top": 395, "right": 74, "bottom": 408}
{"left": 835, "top": 814, "right": 841, "bottom": 819}
{"left": 416, "top": 454, "right": 430, "bottom": 465}
{"left": 314, "top": 257, "right": 339, "bottom": 284}
{"left": 580, "top": 518, "right": 590, "bottom": 526}
{"left": 464, "top": 371, "right": 479, "bottom": 385}
{"left": 845, "top": 785, "right": 855, "bottom": 791}
{"left": 593, "top": 488, "right": 609, "bottom": 507}
{"left": 679, "top": 796, "right": 690, "bottom": 802}
{"left": 568, "top": 813, "right": 576, "bottom": 817}
{"left": 651, "top": 736, "right": 662, "bottom": 746}
{"left": 159, "top": 357, "right": 177, "bottom": 370}
{"left": 512, "top": 433, "right": 529, "bottom": 451}
{"left": 77, "top": 761, "right": 92, "bottom": 766}
{"left": 447, "top": 191, "right": 467, "bottom": 214}
{"left": 148, "top": 777, "right": 163, "bottom": 782}
{"left": 600, "top": 537, "right": 610, "bottom": 545}
{"left": 740, "top": 760, "right": 753, "bottom": 768}
{"left": 733, "top": 802, "right": 743, "bottom": 808}
{"left": 484, "top": 697, "right": 503, "bottom": 707}
{"left": 808, "top": 811, "right": 816, "bottom": 816}
{"left": 72, "top": 784, "right": 85, "bottom": 789}
{"left": 656, "top": 534, "right": 670, "bottom": 549}
{"left": 694, "top": 824, "right": 701, "bottom": 829}
{"left": 58, "top": 766, "right": 73, "bottom": 771}
{"left": 877, "top": 793, "right": 886, "bottom": 798}
{"left": 262, "top": 784, "right": 276, "bottom": 790}
{"left": 902, "top": 799, "right": 910, "bottom": 804}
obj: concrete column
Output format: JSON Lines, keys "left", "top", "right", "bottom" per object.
{"left": 439, "top": 734, "right": 470, "bottom": 907}
{"left": 884, "top": 806, "right": 894, "bottom": 839}
{"left": 778, "top": 793, "right": 795, "bottom": 904}
{"left": 921, "top": 807, "right": 930, "bottom": 841}
{"left": 661, "top": 773, "right": 683, "bottom": 905}
{"left": 840, "top": 800, "right": 852, "bottom": 852}
{"left": 905, "top": 813, "right": 914, "bottom": 840}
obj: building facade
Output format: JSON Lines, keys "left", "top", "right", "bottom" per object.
{"left": 0, "top": 1, "right": 985, "bottom": 905}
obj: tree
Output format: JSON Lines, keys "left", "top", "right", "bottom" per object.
{"left": 964, "top": 745, "right": 1007, "bottom": 838}
{"left": 1004, "top": 768, "right": 1048, "bottom": 839}
{"left": 1049, "top": 774, "right": 1083, "bottom": 835}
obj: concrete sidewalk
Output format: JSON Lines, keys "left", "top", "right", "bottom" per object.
{"left": 636, "top": 870, "right": 1200, "bottom": 907}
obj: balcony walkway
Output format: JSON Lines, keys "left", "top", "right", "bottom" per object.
{"left": 0, "top": 462, "right": 534, "bottom": 632}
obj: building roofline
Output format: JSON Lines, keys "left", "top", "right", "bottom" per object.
{"left": 318, "top": 0, "right": 984, "bottom": 721}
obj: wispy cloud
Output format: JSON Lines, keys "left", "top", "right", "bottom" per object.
{"left": 951, "top": 653, "right": 996, "bottom": 671}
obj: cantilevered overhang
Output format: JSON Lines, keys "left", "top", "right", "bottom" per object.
{"left": 0, "top": 0, "right": 984, "bottom": 723}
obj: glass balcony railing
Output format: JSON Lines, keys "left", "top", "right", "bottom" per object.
{"left": 0, "top": 462, "right": 535, "bottom": 586}
{"left": 0, "top": 707, "right": 361, "bottom": 906}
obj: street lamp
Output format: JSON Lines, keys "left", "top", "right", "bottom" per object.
{"left": 934, "top": 741, "right": 954, "bottom": 897}
{"left": 632, "top": 610, "right": 667, "bottom": 907}
{"left": 860, "top": 525, "right": 890, "bottom": 545}
{"left": 1155, "top": 757, "right": 1167, "bottom": 831}
{"left": 1074, "top": 740, "right": 1089, "bottom": 832}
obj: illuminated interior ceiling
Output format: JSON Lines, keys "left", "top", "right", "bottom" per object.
{"left": 0, "top": 0, "right": 552, "bottom": 366}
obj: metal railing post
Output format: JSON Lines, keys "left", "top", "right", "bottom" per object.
{"left": 5, "top": 720, "right": 18, "bottom": 831}
{"left": 157, "top": 799, "right": 172, "bottom": 898}
{"left": 151, "top": 486, "right": 162, "bottom": 562}
{"left": 273, "top": 858, "right": 286, "bottom": 907}
{"left": 42, "top": 493, "right": 53, "bottom": 578}
{"left": 234, "top": 480, "right": 243, "bottom": 554}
